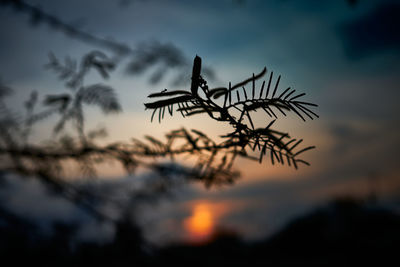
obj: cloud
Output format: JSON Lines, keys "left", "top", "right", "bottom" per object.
{"left": 340, "top": 2, "right": 400, "bottom": 60}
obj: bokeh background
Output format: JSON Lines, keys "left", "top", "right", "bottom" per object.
{"left": 0, "top": 0, "right": 399, "bottom": 248}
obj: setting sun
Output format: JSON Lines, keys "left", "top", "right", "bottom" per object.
{"left": 183, "top": 203, "right": 214, "bottom": 243}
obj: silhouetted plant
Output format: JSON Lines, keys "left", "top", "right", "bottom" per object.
{"left": 144, "top": 55, "right": 318, "bottom": 176}
{"left": 0, "top": 1, "right": 316, "bottom": 221}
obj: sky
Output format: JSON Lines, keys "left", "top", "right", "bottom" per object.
{"left": 0, "top": 0, "right": 399, "bottom": 245}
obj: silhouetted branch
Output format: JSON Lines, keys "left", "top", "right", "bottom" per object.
{"left": 0, "top": 0, "right": 132, "bottom": 56}
{"left": 145, "top": 56, "right": 319, "bottom": 169}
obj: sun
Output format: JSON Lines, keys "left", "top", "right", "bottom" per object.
{"left": 183, "top": 203, "right": 214, "bottom": 243}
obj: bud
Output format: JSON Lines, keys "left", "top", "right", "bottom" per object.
{"left": 190, "top": 55, "right": 202, "bottom": 96}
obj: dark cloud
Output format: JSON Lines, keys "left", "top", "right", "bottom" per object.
{"left": 340, "top": 2, "right": 400, "bottom": 59}
{"left": 347, "top": 0, "right": 358, "bottom": 7}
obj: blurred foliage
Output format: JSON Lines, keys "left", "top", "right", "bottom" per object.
{"left": 0, "top": 0, "right": 215, "bottom": 85}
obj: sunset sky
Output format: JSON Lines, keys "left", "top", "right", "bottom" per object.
{"left": 0, "top": 0, "right": 399, "bottom": 245}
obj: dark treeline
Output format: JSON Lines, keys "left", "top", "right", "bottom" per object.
{"left": 1, "top": 197, "right": 398, "bottom": 266}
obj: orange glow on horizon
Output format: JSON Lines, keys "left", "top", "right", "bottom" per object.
{"left": 183, "top": 203, "right": 214, "bottom": 243}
